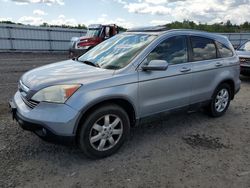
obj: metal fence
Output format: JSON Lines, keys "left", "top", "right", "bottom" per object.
{"left": 0, "top": 23, "right": 250, "bottom": 52}
{"left": 0, "top": 23, "right": 86, "bottom": 52}
{"left": 218, "top": 33, "right": 250, "bottom": 48}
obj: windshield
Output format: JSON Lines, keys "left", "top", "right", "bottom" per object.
{"left": 78, "top": 34, "right": 157, "bottom": 70}
{"left": 238, "top": 41, "right": 250, "bottom": 51}
{"left": 86, "top": 28, "right": 101, "bottom": 37}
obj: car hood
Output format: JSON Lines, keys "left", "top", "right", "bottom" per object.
{"left": 21, "top": 59, "right": 114, "bottom": 90}
{"left": 80, "top": 36, "right": 91, "bottom": 40}
{"left": 79, "top": 36, "right": 99, "bottom": 41}
{"left": 236, "top": 50, "right": 250, "bottom": 58}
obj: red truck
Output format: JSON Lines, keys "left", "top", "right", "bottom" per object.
{"left": 69, "top": 24, "right": 119, "bottom": 58}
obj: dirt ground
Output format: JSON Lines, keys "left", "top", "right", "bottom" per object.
{"left": 0, "top": 53, "right": 249, "bottom": 188}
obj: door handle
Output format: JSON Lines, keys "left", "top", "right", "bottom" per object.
{"left": 180, "top": 67, "right": 191, "bottom": 73}
{"left": 215, "top": 62, "right": 223, "bottom": 67}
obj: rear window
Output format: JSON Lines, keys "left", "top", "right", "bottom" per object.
{"left": 190, "top": 36, "right": 217, "bottom": 61}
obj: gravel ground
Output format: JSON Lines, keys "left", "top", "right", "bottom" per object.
{"left": 0, "top": 53, "right": 250, "bottom": 188}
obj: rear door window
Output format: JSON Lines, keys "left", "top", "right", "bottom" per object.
{"left": 190, "top": 36, "right": 217, "bottom": 61}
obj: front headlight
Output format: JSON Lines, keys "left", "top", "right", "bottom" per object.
{"left": 31, "top": 85, "right": 81, "bottom": 103}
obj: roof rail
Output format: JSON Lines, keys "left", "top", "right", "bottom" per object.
{"left": 127, "top": 26, "right": 168, "bottom": 32}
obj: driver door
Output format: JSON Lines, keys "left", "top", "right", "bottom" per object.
{"left": 138, "top": 35, "right": 193, "bottom": 117}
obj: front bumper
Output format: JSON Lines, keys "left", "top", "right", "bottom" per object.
{"left": 9, "top": 91, "right": 80, "bottom": 145}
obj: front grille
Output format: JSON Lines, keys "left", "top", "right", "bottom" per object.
{"left": 240, "top": 57, "right": 250, "bottom": 64}
{"left": 18, "top": 80, "right": 29, "bottom": 93}
{"left": 18, "top": 80, "right": 39, "bottom": 109}
{"left": 21, "top": 94, "right": 39, "bottom": 109}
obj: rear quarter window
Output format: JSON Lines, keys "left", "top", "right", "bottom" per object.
{"left": 215, "top": 41, "right": 233, "bottom": 58}
{"left": 190, "top": 36, "right": 217, "bottom": 61}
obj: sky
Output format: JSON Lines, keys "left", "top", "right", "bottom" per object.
{"left": 0, "top": 0, "right": 250, "bottom": 28}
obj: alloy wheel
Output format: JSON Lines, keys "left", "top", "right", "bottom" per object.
{"left": 215, "top": 88, "right": 229, "bottom": 113}
{"left": 89, "top": 114, "right": 123, "bottom": 151}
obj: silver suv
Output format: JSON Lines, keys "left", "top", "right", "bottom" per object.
{"left": 9, "top": 28, "right": 241, "bottom": 158}
{"left": 236, "top": 40, "right": 250, "bottom": 76}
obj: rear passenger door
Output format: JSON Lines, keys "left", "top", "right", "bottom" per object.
{"left": 188, "top": 36, "right": 227, "bottom": 104}
{"left": 138, "top": 35, "right": 193, "bottom": 117}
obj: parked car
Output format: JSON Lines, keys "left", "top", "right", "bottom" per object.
{"left": 69, "top": 36, "right": 80, "bottom": 56}
{"left": 236, "top": 40, "right": 250, "bottom": 76}
{"left": 9, "top": 27, "right": 241, "bottom": 158}
{"left": 69, "top": 24, "right": 119, "bottom": 58}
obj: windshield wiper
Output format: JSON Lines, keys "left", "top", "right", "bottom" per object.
{"left": 78, "top": 60, "right": 100, "bottom": 68}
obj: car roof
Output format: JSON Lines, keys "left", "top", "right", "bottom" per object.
{"left": 125, "top": 27, "right": 228, "bottom": 42}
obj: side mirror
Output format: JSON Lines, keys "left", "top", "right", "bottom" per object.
{"left": 142, "top": 60, "right": 168, "bottom": 71}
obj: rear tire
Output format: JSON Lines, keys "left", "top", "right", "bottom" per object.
{"left": 78, "top": 104, "right": 130, "bottom": 159}
{"left": 206, "top": 83, "right": 231, "bottom": 117}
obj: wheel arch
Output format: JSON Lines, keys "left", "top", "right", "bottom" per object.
{"left": 215, "top": 79, "right": 235, "bottom": 100}
{"left": 74, "top": 97, "right": 138, "bottom": 137}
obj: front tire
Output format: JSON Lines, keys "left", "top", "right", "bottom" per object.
{"left": 206, "top": 83, "right": 231, "bottom": 117}
{"left": 78, "top": 104, "right": 130, "bottom": 159}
